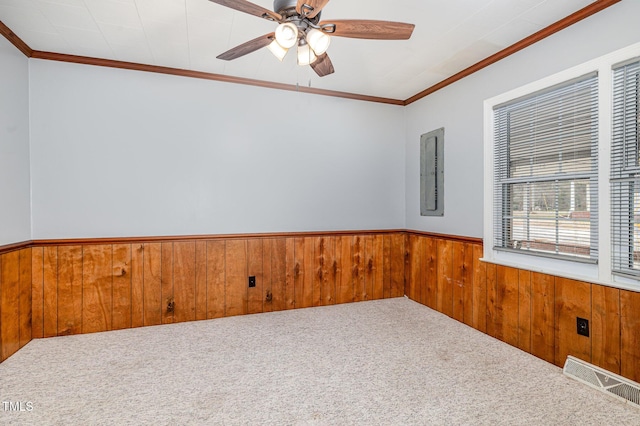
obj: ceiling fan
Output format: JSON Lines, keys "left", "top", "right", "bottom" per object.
{"left": 209, "top": 0, "right": 415, "bottom": 77}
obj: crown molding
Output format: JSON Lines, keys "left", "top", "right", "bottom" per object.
{"left": 0, "top": 0, "right": 622, "bottom": 105}
{"left": 403, "top": 0, "right": 621, "bottom": 105}
{"left": 0, "top": 20, "right": 32, "bottom": 57}
{"left": 30, "top": 51, "right": 405, "bottom": 106}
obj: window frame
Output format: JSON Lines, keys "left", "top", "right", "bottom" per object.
{"left": 611, "top": 58, "right": 640, "bottom": 278}
{"left": 492, "top": 73, "right": 600, "bottom": 263}
{"left": 484, "top": 41, "right": 640, "bottom": 292}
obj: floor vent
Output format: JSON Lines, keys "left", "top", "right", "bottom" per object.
{"left": 563, "top": 356, "right": 640, "bottom": 408}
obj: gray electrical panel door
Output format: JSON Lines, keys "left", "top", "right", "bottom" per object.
{"left": 420, "top": 128, "right": 444, "bottom": 216}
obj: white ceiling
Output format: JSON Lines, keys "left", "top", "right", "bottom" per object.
{"left": 0, "top": 0, "right": 595, "bottom": 100}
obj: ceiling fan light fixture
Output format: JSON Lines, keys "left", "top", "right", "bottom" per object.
{"left": 267, "top": 40, "right": 288, "bottom": 61}
{"left": 275, "top": 22, "right": 298, "bottom": 49}
{"left": 297, "top": 42, "right": 317, "bottom": 66}
{"left": 306, "top": 28, "right": 330, "bottom": 55}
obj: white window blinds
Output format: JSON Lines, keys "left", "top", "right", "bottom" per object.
{"left": 612, "top": 59, "right": 640, "bottom": 276}
{"left": 493, "top": 73, "right": 599, "bottom": 261}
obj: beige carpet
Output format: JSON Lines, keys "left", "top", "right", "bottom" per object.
{"left": 1, "top": 297, "right": 639, "bottom": 425}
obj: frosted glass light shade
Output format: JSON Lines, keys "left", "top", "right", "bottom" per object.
{"left": 267, "top": 40, "right": 288, "bottom": 61}
{"left": 306, "top": 29, "right": 330, "bottom": 55}
{"left": 297, "top": 43, "right": 317, "bottom": 66}
{"left": 275, "top": 23, "right": 298, "bottom": 49}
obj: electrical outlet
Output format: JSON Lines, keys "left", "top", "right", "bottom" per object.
{"left": 248, "top": 276, "right": 256, "bottom": 288}
{"left": 577, "top": 317, "right": 589, "bottom": 337}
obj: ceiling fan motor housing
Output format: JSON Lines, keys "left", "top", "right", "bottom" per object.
{"left": 273, "top": 0, "right": 296, "bottom": 14}
{"left": 273, "top": 0, "right": 321, "bottom": 21}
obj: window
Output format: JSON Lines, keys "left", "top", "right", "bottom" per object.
{"left": 485, "top": 42, "right": 640, "bottom": 289}
{"left": 611, "top": 59, "right": 640, "bottom": 277}
{"left": 493, "top": 74, "right": 599, "bottom": 262}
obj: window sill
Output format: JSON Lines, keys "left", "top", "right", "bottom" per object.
{"left": 480, "top": 255, "right": 640, "bottom": 293}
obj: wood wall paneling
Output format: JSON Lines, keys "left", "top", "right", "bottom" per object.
{"left": 390, "top": 234, "right": 405, "bottom": 298}
{"left": 406, "top": 234, "right": 420, "bottom": 303}
{"left": 0, "top": 249, "right": 32, "bottom": 360}
{"left": 451, "top": 241, "right": 465, "bottom": 323}
{"left": 57, "top": 246, "right": 83, "bottom": 335}
{"left": 195, "top": 241, "right": 208, "bottom": 321}
{"left": 173, "top": 241, "right": 196, "bottom": 323}
{"left": 336, "top": 236, "right": 354, "bottom": 304}
{"left": 293, "top": 238, "right": 313, "bottom": 309}
{"left": 382, "top": 236, "right": 392, "bottom": 299}
{"left": 417, "top": 235, "right": 427, "bottom": 304}
{"left": 285, "top": 238, "right": 296, "bottom": 309}
{"left": 269, "top": 238, "right": 288, "bottom": 311}
{"left": 620, "top": 289, "right": 640, "bottom": 383}
{"left": 43, "top": 246, "right": 58, "bottom": 338}
{"left": 31, "top": 247, "right": 44, "bottom": 338}
{"left": 112, "top": 244, "right": 132, "bottom": 330}
{"left": 517, "top": 270, "right": 532, "bottom": 353}
{"left": 372, "top": 235, "right": 385, "bottom": 300}
{"left": 131, "top": 244, "right": 145, "bottom": 328}
{"left": 352, "top": 236, "right": 365, "bottom": 303}
{"left": 143, "top": 243, "right": 162, "bottom": 326}
{"left": 436, "top": 239, "right": 453, "bottom": 317}
{"left": 205, "top": 241, "right": 225, "bottom": 319}
{"left": 161, "top": 242, "right": 174, "bottom": 324}
{"left": 315, "top": 237, "right": 336, "bottom": 306}
{"left": 488, "top": 266, "right": 519, "bottom": 347}
{"left": 471, "top": 244, "right": 487, "bottom": 333}
{"left": 0, "top": 254, "right": 2, "bottom": 359}
{"left": 9, "top": 229, "right": 640, "bottom": 386}
{"left": 18, "top": 248, "right": 32, "bottom": 348}
{"left": 591, "top": 284, "right": 621, "bottom": 374}
{"left": 312, "top": 237, "right": 324, "bottom": 307}
{"left": 422, "top": 238, "right": 438, "bottom": 310}
{"left": 363, "top": 236, "right": 374, "bottom": 301}
{"left": 262, "top": 239, "right": 274, "bottom": 313}
{"left": 554, "top": 278, "right": 591, "bottom": 367}
{"left": 82, "top": 245, "right": 113, "bottom": 334}
{"left": 530, "top": 272, "right": 555, "bottom": 364}
{"left": 452, "top": 242, "right": 473, "bottom": 326}
{"left": 462, "top": 243, "right": 474, "bottom": 327}
{"left": 225, "top": 240, "right": 248, "bottom": 317}
{"left": 247, "top": 239, "right": 264, "bottom": 315}
{"left": 485, "top": 263, "right": 498, "bottom": 339}
{"left": 1, "top": 251, "right": 20, "bottom": 361}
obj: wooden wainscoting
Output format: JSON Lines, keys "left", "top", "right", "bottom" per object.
{"left": 3, "top": 229, "right": 640, "bottom": 384}
{"left": 28, "top": 232, "right": 406, "bottom": 340}
{"left": 0, "top": 247, "right": 32, "bottom": 362}
{"left": 403, "top": 232, "right": 640, "bottom": 383}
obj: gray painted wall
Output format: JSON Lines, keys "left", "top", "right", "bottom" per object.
{"left": 29, "top": 60, "right": 406, "bottom": 239}
{"left": 405, "top": 1, "right": 640, "bottom": 238}
{"left": 0, "top": 36, "right": 31, "bottom": 245}
{"left": 4, "top": 2, "right": 640, "bottom": 243}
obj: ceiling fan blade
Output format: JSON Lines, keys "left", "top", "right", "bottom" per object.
{"left": 310, "top": 53, "right": 335, "bottom": 77}
{"left": 296, "top": 0, "right": 330, "bottom": 19}
{"left": 217, "top": 33, "right": 275, "bottom": 60}
{"left": 208, "top": 0, "right": 281, "bottom": 21}
{"left": 319, "top": 20, "right": 415, "bottom": 40}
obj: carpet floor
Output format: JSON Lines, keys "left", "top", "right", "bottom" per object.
{"left": 1, "top": 297, "right": 639, "bottom": 425}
